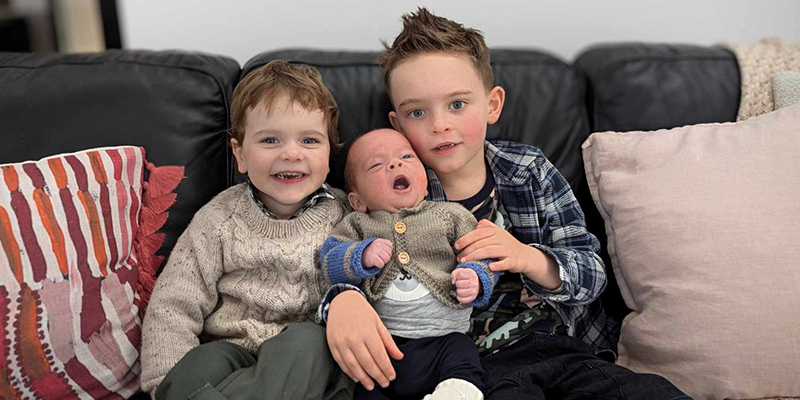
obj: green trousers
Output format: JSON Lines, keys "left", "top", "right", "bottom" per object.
{"left": 155, "top": 321, "right": 355, "bottom": 400}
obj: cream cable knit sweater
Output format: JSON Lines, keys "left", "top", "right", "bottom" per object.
{"left": 140, "top": 183, "right": 346, "bottom": 394}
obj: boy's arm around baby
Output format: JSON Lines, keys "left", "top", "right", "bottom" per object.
{"left": 140, "top": 207, "right": 225, "bottom": 394}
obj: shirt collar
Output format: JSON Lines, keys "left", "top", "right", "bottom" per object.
{"left": 247, "top": 178, "right": 335, "bottom": 220}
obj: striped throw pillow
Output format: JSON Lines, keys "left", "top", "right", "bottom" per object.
{"left": 1, "top": 146, "right": 147, "bottom": 399}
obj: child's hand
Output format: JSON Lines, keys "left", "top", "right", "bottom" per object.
{"left": 327, "top": 291, "right": 403, "bottom": 390}
{"left": 455, "top": 220, "right": 533, "bottom": 274}
{"left": 362, "top": 239, "right": 393, "bottom": 269}
{"left": 455, "top": 220, "right": 562, "bottom": 290}
{"left": 451, "top": 268, "right": 480, "bottom": 304}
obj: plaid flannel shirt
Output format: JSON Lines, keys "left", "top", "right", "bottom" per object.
{"left": 437, "top": 141, "right": 613, "bottom": 350}
{"left": 318, "top": 141, "right": 615, "bottom": 351}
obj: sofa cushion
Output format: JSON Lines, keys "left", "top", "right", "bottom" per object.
{"left": 575, "top": 43, "right": 740, "bottom": 133}
{"left": 582, "top": 104, "right": 800, "bottom": 399}
{"left": 0, "top": 146, "right": 147, "bottom": 399}
{"left": 0, "top": 50, "right": 240, "bottom": 272}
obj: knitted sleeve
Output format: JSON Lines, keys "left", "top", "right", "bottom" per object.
{"left": 446, "top": 203, "right": 498, "bottom": 308}
{"left": 321, "top": 213, "right": 382, "bottom": 286}
{"left": 140, "top": 208, "right": 226, "bottom": 395}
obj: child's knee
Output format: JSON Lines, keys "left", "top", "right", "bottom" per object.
{"left": 159, "top": 341, "right": 253, "bottom": 399}
{"left": 180, "top": 340, "right": 253, "bottom": 371}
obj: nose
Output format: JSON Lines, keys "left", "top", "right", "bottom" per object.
{"left": 431, "top": 111, "right": 452, "bottom": 134}
{"left": 280, "top": 143, "right": 303, "bottom": 161}
{"left": 388, "top": 160, "right": 404, "bottom": 170}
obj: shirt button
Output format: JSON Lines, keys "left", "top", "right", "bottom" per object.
{"left": 397, "top": 251, "right": 410, "bottom": 265}
{"left": 394, "top": 221, "right": 407, "bottom": 234}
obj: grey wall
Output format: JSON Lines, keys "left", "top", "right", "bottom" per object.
{"left": 120, "top": 0, "right": 800, "bottom": 64}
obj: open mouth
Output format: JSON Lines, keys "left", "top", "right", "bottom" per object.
{"left": 273, "top": 172, "right": 307, "bottom": 180}
{"left": 393, "top": 175, "right": 410, "bottom": 191}
{"left": 433, "top": 142, "right": 458, "bottom": 151}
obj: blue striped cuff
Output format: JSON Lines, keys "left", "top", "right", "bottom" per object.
{"left": 456, "top": 260, "right": 497, "bottom": 308}
{"left": 322, "top": 237, "right": 378, "bottom": 285}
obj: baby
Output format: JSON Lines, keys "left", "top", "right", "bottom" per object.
{"left": 321, "top": 128, "right": 496, "bottom": 400}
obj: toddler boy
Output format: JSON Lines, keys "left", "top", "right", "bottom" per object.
{"left": 141, "top": 60, "right": 352, "bottom": 400}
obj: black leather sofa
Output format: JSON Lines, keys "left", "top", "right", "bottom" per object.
{"left": 0, "top": 43, "right": 740, "bottom": 397}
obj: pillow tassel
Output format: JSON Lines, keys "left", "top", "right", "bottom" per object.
{"left": 135, "top": 162, "right": 184, "bottom": 320}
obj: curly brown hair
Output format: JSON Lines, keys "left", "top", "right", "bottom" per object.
{"left": 230, "top": 60, "right": 341, "bottom": 154}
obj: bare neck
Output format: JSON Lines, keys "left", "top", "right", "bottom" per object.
{"left": 437, "top": 148, "right": 487, "bottom": 201}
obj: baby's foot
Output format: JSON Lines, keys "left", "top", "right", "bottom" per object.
{"left": 422, "top": 378, "right": 483, "bottom": 400}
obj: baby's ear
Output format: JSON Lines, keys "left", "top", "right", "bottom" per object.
{"left": 348, "top": 192, "right": 368, "bottom": 213}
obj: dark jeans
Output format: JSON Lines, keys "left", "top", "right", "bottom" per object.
{"left": 155, "top": 321, "right": 354, "bottom": 400}
{"left": 482, "top": 333, "right": 692, "bottom": 400}
{"left": 355, "top": 332, "right": 483, "bottom": 400}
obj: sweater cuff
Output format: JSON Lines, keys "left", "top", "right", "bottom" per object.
{"left": 349, "top": 238, "right": 383, "bottom": 278}
{"left": 316, "top": 283, "right": 366, "bottom": 324}
{"left": 323, "top": 237, "right": 378, "bottom": 285}
{"left": 456, "top": 260, "right": 496, "bottom": 308}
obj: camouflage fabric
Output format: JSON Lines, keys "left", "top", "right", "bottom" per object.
{"left": 458, "top": 175, "right": 565, "bottom": 356}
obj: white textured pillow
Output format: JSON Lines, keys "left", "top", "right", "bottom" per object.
{"left": 582, "top": 104, "right": 800, "bottom": 400}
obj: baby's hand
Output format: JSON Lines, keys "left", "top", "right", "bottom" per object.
{"left": 451, "top": 268, "right": 480, "bottom": 304}
{"left": 362, "top": 239, "right": 393, "bottom": 269}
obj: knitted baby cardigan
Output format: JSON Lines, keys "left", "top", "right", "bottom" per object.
{"left": 322, "top": 200, "right": 495, "bottom": 309}
{"left": 140, "top": 183, "right": 346, "bottom": 393}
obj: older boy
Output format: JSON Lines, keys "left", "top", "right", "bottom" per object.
{"left": 321, "top": 8, "right": 690, "bottom": 400}
{"left": 323, "top": 128, "right": 495, "bottom": 399}
{"left": 141, "top": 61, "right": 352, "bottom": 400}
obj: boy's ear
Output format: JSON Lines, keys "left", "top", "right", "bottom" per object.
{"left": 389, "top": 111, "right": 402, "bottom": 133}
{"left": 347, "top": 192, "right": 368, "bottom": 213}
{"left": 230, "top": 138, "right": 248, "bottom": 174}
{"left": 486, "top": 86, "right": 506, "bottom": 125}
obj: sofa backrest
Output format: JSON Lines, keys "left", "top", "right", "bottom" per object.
{"left": 0, "top": 50, "right": 241, "bottom": 262}
{"left": 0, "top": 44, "right": 743, "bottom": 334}
{"left": 575, "top": 43, "right": 740, "bottom": 132}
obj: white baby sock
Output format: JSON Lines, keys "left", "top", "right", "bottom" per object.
{"left": 422, "top": 378, "right": 484, "bottom": 400}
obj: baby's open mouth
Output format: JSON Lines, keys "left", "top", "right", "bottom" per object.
{"left": 393, "top": 176, "right": 409, "bottom": 190}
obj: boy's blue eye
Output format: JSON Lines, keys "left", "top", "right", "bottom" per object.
{"left": 408, "top": 109, "right": 425, "bottom": 119}
{"left": 301, "top": 137, "right": 320, "bottom": 144}
{"left": 402, "top": 154, "right": 413, "bottom": 159}
{"left": 262, "top": 137, "right": 278, "bottom": 144}
{"left": 451, "top": 100, "right": 465, "bottom": 110}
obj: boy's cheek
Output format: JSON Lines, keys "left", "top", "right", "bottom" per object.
{"left": 461, "top": 114, "right": 488, "bottom": 140}
{"left": 401, "top": 127, "right": 430, "bottom": 151}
